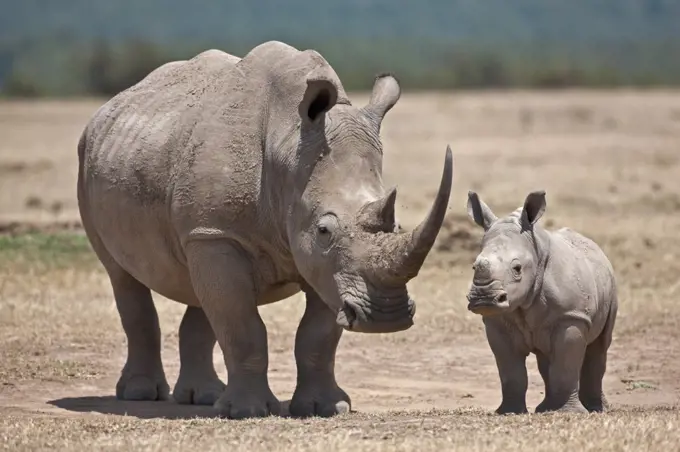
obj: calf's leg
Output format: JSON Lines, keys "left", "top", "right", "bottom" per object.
{"left": 579, "top": 301, "right": 617, "bottom": 412}
{"left": 484, "top": 318, "right": 529, "bottom": 414}
{"left": 536, "top": 322, "right": 588, "bottom": 413}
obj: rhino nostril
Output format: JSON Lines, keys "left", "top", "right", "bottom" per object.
{"left": 496, "top": 293, "right": 508, "bottom": 303}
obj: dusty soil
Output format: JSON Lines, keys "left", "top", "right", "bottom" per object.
{"left": 1, "top": 90, "right": 680, "bottom": 450}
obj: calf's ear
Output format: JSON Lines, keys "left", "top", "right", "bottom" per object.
{"left": 521, "top": 190, "right": 547, "bottom": 228}
{"left": 467, "top": 191, "right": 497, "bottom": 231}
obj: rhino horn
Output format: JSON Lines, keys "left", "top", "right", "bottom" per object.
{"left": 357, "top": 186, "right": 398, "bottom": 232}
{"left": 377, "top": 145, "right": 453, "bottom": 282}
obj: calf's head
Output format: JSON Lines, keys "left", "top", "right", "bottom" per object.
{"left": 288, "top": 72, "right": 453, "bottom": 334}
{"left": 465, "top": 190, "right": 548, "bottom": 316}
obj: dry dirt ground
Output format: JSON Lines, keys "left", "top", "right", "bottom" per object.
{"left": 1, "top": 90, "right": 680, "bottom": 450}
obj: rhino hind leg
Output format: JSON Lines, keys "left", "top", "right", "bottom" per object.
{"left": 186, "top": 241, "right": 280, "bottom": 419}
{"left": 289, "top": 290, "right": 350, "bottom": 418}
{"left": 535, "top": 351, "right": 551, "bottom": 409}
{"left": 579, "top": 301, "right": 617, "bottom": 412}
{"left": 79, "top": 193, "right": 169, "bottom": 401}
{"left": 110, "top": 267, "right": 170, "bottom": 401}
{"left": 172, "top": 306, "right": 226, "bottom": 405}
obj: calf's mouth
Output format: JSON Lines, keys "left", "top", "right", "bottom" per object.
{"left": 466, "top": 282, "right": 510, "bottom": 316}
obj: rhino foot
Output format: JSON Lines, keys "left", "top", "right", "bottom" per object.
{"left": 535, "top": 397, "right": 588, "bottom": 414}
{"left": 495, "top": 403, "right": 528, "bottom": 415}
{"left": 173, "top": 375, "right": 226, "bottom": 405}
{"left": 116, "top": 373, "right": 170, "bottom": 401}
{"left": 213, "top": 382, "right": 280, "bottom": 419}
{"left": 580, "top": 395, "right": 608, "bottom": 413}
{"left": 289, "top": 382, "right": 351, "bottom": 418}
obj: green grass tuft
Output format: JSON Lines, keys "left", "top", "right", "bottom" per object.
{"left": 0, "top": 232, "right": 97, "bottom": 270}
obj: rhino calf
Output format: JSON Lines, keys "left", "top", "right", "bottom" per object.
{"left": 465, "top": 190, "right": 617, "bottom": 414}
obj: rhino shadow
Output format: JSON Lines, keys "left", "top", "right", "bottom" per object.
{"left": 47, "top": 396, "right": 293, "bottom": 420}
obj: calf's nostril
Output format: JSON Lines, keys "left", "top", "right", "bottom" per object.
{"left": 496, "top": 293, "right": 508, "bottom": 303}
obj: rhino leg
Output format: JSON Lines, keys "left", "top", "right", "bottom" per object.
{"left": 173, "top": 306, "right": 226, "bottom": 405}
{"left": 290, "top": 289, "right": 350, "bottom": 418}
{"left": 535, "top": 322, "right": 588, "bottom": 413}
{"left": 484, "top": 318, "right": 528, "bottom": 414}
{"left": 535, "top": 351, "right": 551, "bottom": 409}
{"left": 186, "top": 241, "right": 280, "bottom": 419}
{"left": 579, "top": 301, "right": 617, "bottom": 412}
{"left": 79, "top": 201, "right": 169, "bottom": 401}
{"left": 110, "top": 268, "right": 170, "bottom": 401}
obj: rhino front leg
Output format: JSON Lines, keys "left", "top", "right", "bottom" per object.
{"left": 290, "top": 289, "right": 350, "bottom": 418}
{"left": 536, "top": 323, "right": 588, "bottom": 413}
{"left": 173, "top": 306, "right": 226, "bottom": 405}
{"left": 484, "top": 318, "right": 528, "bottom": 414}
{"left": 186, "top": 241, "right": 280, "bottom": 419}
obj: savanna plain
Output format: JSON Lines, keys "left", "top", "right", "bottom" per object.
{"left": 1, "top": 90, "right": 680, "bottom": 451}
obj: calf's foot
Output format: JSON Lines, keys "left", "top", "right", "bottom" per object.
{"left": 495, "top": 401, "right": 528, "bottom": 415}
{"left": 580, "top": 394, "right": 609, "bottom": 413}
{"left": 535, "top": 394, "right": 587, "bottom": 414}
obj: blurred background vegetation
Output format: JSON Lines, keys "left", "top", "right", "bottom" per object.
{"left": 2, "top": 0, "right": 680, "bottom": 97}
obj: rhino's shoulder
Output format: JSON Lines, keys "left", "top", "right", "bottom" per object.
{"left": 239, "top": 40, "right": 350, "bottom": 105}
{"left": 552, "top": 227, "right": 612, "bottom": 268}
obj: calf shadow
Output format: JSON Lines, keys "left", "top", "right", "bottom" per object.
{"left": 48, "top": 396, "right": 292, "bottom": 420}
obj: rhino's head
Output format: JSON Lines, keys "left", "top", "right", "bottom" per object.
{"left": 465, "top": 190, "right": 548, "bottom": 316}
{"left": 287, "top": 72, "right": 453, "bottom": 334}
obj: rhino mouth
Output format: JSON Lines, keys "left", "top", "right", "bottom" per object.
{"left": 466, "top": 284, "right": 509, "bottom": 316}
{"left": 335, "top": 294, "right": 415, "bottom": 333}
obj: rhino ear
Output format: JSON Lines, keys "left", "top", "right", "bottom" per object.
{"left": 467, "top": 191, "right": 497, "bottom": 231}
{"left": 299, "top": 77, "right": 339, "bottom": 123}
{"left": 521, "top": 190, "right": 547, "bottom": 228}
{"left": 362, "top": 73, "right": 401, "bottom": 123}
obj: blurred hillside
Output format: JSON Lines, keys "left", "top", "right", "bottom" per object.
{"left": 2, "top": 0, "right": 680, "bottom": 96}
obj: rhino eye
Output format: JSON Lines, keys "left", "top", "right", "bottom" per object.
{"left": 316, "top": 214, "right": 339, "bottom": 249}
{"left": 512, "top": 262, "right": 522, "bottom": 275}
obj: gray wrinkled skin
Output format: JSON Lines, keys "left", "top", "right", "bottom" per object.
{"left": 77, "top": 41, "right": 453, "bottom": 419}
{"left": 465, "top": 190, "right": 617, "bottom": 414}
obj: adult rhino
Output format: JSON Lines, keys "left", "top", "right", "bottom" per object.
{"left": 77, "top": 41, "right": 453, "bottom": 419}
